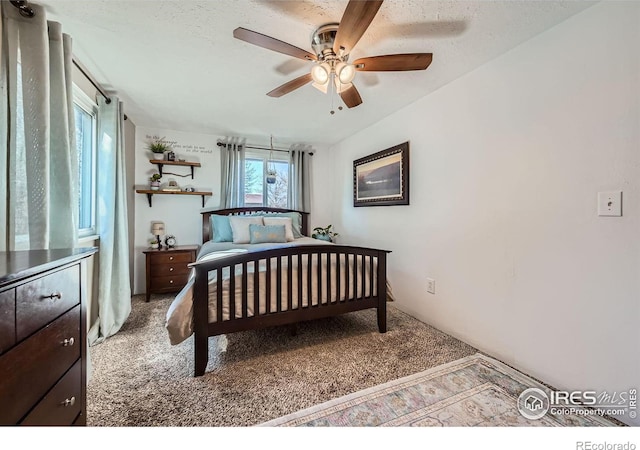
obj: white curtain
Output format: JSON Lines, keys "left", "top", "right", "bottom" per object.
{"left": 88, "top": 96, "right": 131, "bottom": 345}
{"left": 288, "top": 144, "right": 312, "bottom": 212}
{"left": 219, "top": 137, "right": 246, "bottom": 208}
{"left": 0, "top": 3, "right": 77, "bottom": 251}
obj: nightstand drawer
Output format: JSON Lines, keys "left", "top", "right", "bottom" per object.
{"left": 148, "top": 252, "right": 193, "bottom": 264}
{"left": 16, "top": 264, "right": 80, "bottom": 341}
{"left": 150, "top": 262, "right": 191, "bottom": 277}
{"left": 153, "top": 275, "right": 189, "bottom": 290}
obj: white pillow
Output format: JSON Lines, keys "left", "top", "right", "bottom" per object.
{"left": 263, "top": 217, "right": 295, "bottom": 242}
{"left": 229, "top": 216, "right": 264, "bottom": 244}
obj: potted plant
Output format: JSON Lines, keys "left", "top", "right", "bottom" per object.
{"left": 148, "top": 139, "right": 169, "bottom": 158}
{"left": 149, "top": 173, "right": 162, "bottom": 190}
{"left": 149, "top": 238, "right": 159, "bottom": 249}
{"left": 312, "top": 225, "right": 339, "bottom": 242}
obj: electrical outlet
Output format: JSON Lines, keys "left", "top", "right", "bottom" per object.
{"left": 427, "top": 278, "right": 435, "bottom": 294}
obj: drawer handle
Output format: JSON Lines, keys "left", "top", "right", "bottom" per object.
{"left": 169, "top": 256, "right": 174, "bottom": 261}
{"left": 61, "top": 397, "right": 76, "bottom": 407}
{"left": 43, "top": 292, "right": 62, "bottom": 300}
{"left": 169, "top": 267, "right": 174, "bottom": 272}
{"left": 169, "top": 280, "right": 174, "bottom": 284}
{"left": 62, "top": 337, "right": 75, "bottom": 347}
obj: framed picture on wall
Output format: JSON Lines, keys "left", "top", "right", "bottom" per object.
{"left": 353, "top": 141, "right": 409, "bottom": 207}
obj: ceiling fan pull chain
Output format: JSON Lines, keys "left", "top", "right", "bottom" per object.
{"left": 330, "top": 73, "right": 336, "bottom": 115}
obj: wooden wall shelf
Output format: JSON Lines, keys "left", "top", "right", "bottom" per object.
{"left": 150, "top": 159, "right": 201, "bottom": 179}
{"left": 136, "top": 189, "right": 212, "bottom": 207}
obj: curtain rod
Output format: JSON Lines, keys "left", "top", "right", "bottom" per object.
{"left": 72, "top": 58, "right": 111, "bottom": 105}
{"left": 10, "top": 1, "right": 35, "bottom": 18}
{"left": 8, "top": 2, "right": 129, "bottom": 121}
{"left": 72, "top": 58, "right": 128, "bottom": 120}
{"left": 217, "top": 142, "right": 313, "bottom": 156}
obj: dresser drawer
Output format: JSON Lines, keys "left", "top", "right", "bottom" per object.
{"left": 150, "top": 262, "right": 191, "bottom": 277}
{"left": 21, "top": 359, "right": 82, "bottom": 426}
{"left": 0, "top": 289, "right": 15, "bottom": 354}
{"left": 153, "top": 274, "right": 189, "bottom": 290}
{"left": 16, "top": 264, "right": 80, "bottom": 341}
{"left": 148, "top": 251, "right": 193, "bottom": 264}
{"left": 0, "top": 305, "right": 80, "bottom": 424}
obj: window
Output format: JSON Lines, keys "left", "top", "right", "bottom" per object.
{"left": 73, "top": 87, "right": 98, "bottom": 237}
{"left": 244, "top": 152, "right": 289, "bottom": 208}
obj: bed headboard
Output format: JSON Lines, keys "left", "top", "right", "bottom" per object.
{"left": 201, "top": 207, "right": 310, "bottom": 243}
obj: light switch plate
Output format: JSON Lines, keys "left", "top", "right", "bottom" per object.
{"left": 597, "top": 191, "right": 622, "bottom": 216}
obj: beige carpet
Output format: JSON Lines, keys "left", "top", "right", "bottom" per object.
{"left": 87, "top": 294, "right": 477, "bottom": 426}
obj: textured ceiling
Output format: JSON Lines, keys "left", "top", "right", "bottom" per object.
{"left": 38, "top": 0, "right": 596, "bottom": 145}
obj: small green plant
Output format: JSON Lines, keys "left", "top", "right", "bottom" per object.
{"left": 148, "top": 139, "right": 169, "bottom": 154}
{"left": 149, "top": 173, "right": 162, "bottom": 182}
{"left": 312, "top": 225, "right": 339, "bottom": 241}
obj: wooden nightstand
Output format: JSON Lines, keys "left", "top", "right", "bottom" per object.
{"left": 143, "top": 245, "right": 198, "bottom": 302}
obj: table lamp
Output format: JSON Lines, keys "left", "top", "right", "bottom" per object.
{"left": 151, "top": 221, "right": 165, "bottom": 249}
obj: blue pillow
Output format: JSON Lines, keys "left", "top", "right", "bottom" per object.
{"left": 252, "top": 212, "right": 304, "bottom": 238}
{"left": 249, "top": 224, "right": 287, "bottom": 244}
{"left": 210, "top": 215, "right": 233, "bottom": 242}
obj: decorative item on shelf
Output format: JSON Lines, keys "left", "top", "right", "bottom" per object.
{"left": 166, "top": 150, "right": 176, "bottom": 161}
{"left": 149, "top": 173, "right": 162, "bottom": 190}
{"left": 148, "top": 138, "right": 169, "bottom": 157}
{"left": 183, "top": 186, "right": 195, "bottom": 192}
{"left": 266, "top": 135, "right": 277, "bottom": 184}
{"left": 151, "top": 221, "right": 165, "bottom": 249}
{"left": 149, "top": 238, "right": 160, "bottom": 249}
{"left": 162, "top": 180, "right": 181, "bottom": 192}
{"left": 312, "top": 225, "right": 339, "bottom": 242}
{"left": 164, "top": 234, "right": 177, "bottom": 248}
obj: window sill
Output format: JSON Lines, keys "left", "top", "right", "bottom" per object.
{"left": 78, "top": 234, "right": 100, "bottom": 245}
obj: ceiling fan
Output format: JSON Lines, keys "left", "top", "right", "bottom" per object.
{"left": 233, "top": 0, "right": 433, "bottom": 111}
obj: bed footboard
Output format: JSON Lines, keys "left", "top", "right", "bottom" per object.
{"left": 192, "top": 245, "right": 390, "bottom": 377}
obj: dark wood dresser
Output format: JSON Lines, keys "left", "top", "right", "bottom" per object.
{"left": 143, "top": 245, "right": 198, "bottom": 302}
{"left": 0, "top": 248, "right": 97, "bottom": 426}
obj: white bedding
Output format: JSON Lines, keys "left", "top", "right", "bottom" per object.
{"left": 165, "top": 237, "right": 387, "bottom": 345}
{"left": 167, "top": 237, "right": 330, "bottom": 344}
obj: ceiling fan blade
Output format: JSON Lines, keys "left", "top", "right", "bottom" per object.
{"left": 333, "top": 0, "right": 384, "bottom": 55}
{"left": 353, "top": 53, "right": 433, "bottom": 71}
{"left": 340, "top": 84, "right": 363, "bottom": 108}
{"left": 233, "top": 27, "right": 317, "bottom": 61}
{"left": 267, "top": 73, "right": 313, "bottom": 98}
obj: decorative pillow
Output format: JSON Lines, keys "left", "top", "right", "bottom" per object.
{"left": 249, "top": 224, "right": 287, "bottom": 244}
{"left": 256, "top": 212, "right": 304, "bottom": 238}
{"left": 262, "top": 217, "right": 295, "bottom": 242}
{"left": 210, "top": 215, "right": 233, "bottom": 242}
{"left": 229, "top": 216, "right": 264, "bottom": 244}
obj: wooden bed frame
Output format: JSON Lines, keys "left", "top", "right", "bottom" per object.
{"left": 192, "top": 207, "right": 390, "bottom": 377}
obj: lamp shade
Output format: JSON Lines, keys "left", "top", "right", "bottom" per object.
{"left": 151, "top": 221, "right": 165, "bottom": 234}
{"left": 335, "top": 62, "right": 356, "bottom": 84}
{"left": 311, "top": 63, "right": 330, "bottom": 85}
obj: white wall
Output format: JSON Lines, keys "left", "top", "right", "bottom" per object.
{"left": 328, "top": 1, "right": 639, "bottom": 425}
{"left": 132, "top": 127, "right": 331, "bottom": 294}
{"left": 133, "top": 127, "right": 220, "bottom": 294}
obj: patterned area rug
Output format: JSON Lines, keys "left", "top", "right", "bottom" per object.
{"left": 260, "top": 353, "right": 617, "bottom": 427}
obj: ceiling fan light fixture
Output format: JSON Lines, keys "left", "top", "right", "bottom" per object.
{"left": 311, "top": 63, "right": 330, "bottom": 85}
{"left": 335, "top": 62, "right": 356, "bottom": 84}
{"left": 312, "top": 81, "right": 329, "bottom": 94}
{"left": 334, "top": 79, "right": 353, "bottom": 94}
